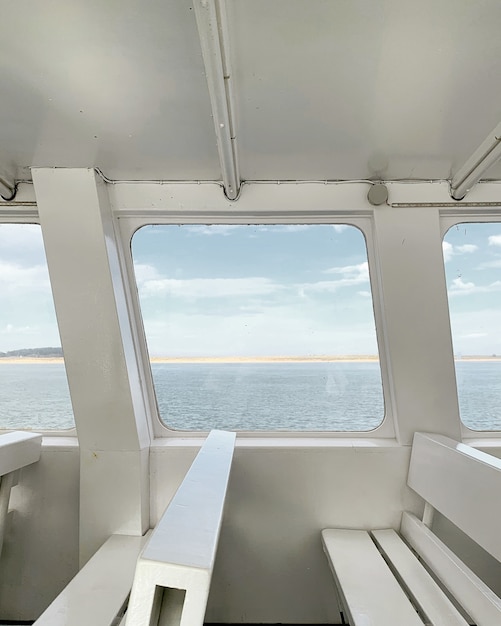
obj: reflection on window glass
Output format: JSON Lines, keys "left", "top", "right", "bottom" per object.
{"left": 0, "top": 224, "right": 74, "bottom": 430}
{"left": 443, "top": 222, "right": 501, "bottom": 430}
{"left": 132, "top": 224, "right": 384, "bottom": 431}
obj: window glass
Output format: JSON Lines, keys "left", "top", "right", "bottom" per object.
{"left": 443, "top": 222, "right": 501, "bottom": 430}
{"left": 132, "top": 224, "right": 384, "bottom": 431}
{"left": 0, "top": 224, "right": 74, "bottom": 429}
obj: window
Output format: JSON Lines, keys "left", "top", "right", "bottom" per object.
{"left": 0, "top": 224, "right": 74, "bottom": 430}
{"left": 443, "top": 222, "right": 501, "bottom": 430}
{"left": 132, "top": 224, "right": 384, "bottom": 431}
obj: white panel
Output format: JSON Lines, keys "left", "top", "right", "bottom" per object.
{"left": 229, "top": 0, "right": 501, "bottom": 181}
{"left": 401, "top": 512, "right": 501, "bottom": 626}
{"left": 322, "top": 529, "right": 423, "bottom": 625}
{"left": 408, "top": 433, "right": 501, "bottom": 561}
{"left": 0, "top": 2, "right": 500, "bottom": 181}
{"left": 372, "top": 529, "right": 468, "bottom": 625}
{"left": 0, "top": 432, "right": 41, "bottom": 476}
{"left": 0, "top": 0, "right": 220, "bottom": 181}
{"left": 373, "top": 207, "right": 460, "bottom": 443}
{"left": 33, "top": 168, "right": 151, "bottom": 564}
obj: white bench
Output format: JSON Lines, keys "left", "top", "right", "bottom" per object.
{"left": 33, "top": 429, "right": 235, "bottom": 626}
{"left": 125, "top": 429, "right": 236, "bottom": 626}
{"left": 34, "top": 533, "right": 151, "bottom": 626}
{"left": 0, "top": 431, "right": 42, "bottom": 558}
{"left": 322, "top": 432, "right": 501, "bottom": 626}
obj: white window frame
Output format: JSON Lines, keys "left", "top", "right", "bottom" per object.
{"left": 0, "top": 215, "right": 76, "bottom": 435}
{"left": 441, "top": 210, "right": 501, "bottom": 439}
{"left": 118, "top": 212, "right": 395, "bottom": 439}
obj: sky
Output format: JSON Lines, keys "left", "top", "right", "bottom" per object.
{"left": 0, "top": 221, "right": 500, "bottom": 356}
{"left": 443, "top": 222, "right": 501, "bottom": 356}
{"left": 132, "top": 224, "right": 377, "bottom": 357}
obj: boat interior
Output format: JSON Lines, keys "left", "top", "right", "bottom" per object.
{"left": 1, "top": 1, "right": 501, "bottom": 624}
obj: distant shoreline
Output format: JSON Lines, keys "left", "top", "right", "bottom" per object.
{"left": 1, "top": 355, "right": 501, "bottom": 364}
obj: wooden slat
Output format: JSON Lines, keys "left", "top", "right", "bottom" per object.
{"left": 401, "top": 512, "right": 501, "bottom": 626}
{"left": 322, "top": 529, "right": 423, "bottom": 626}
{"left": 408, "top": 433, "right": 501, "bottom": 561}
{"left": 371, "top": 529, "right": 468, "bottom": 626}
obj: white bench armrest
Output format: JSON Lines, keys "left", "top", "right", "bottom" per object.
{"left": 126, "top": 430, "right": 236, "bottom": 626}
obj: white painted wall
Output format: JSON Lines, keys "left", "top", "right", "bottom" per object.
{"left": 0, "top": 439, "right": 500, "bottom": 623}
{"left": 150, "top": 442, "right": 422, "bottom": 624}
{"left": 0, "top": 441, "right": 79, "bottom": 621}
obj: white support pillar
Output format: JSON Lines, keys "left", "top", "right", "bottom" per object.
{"left": 373, "top": 205, "right": 461, "bottom": 444}
{"left": 32, "top": 168, "right": 151, "bottom": 565}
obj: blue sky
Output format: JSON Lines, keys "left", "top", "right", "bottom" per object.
{"left": 443, "top": 222, "right": 501, "bottom": 356}
{"left": 0, "top": 224, "right": 61, "bottom": 352}
{"left": 1, "top": 221, "right": 500, "bottom": 356}
{"left": 131, "top": 224, "right": 379, "bottom": 357}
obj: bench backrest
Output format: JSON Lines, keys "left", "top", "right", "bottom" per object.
{"left": 0, "top": 431, "right": 42, "bottom": 476}
{"left": 408, "top": 432, "right": 501, "bottom": 562}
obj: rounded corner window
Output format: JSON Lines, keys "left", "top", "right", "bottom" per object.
{"left": 443, "top": 221, "right": 501, "bottom": 431}
{"left": 0, "top": 223, "right": 74, "bottom": 430}
{"left": 131, "top": 223, "right": 384, "bottom": 432}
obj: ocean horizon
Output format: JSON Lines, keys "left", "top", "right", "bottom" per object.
{"left": 0, "top": 359, "right": 500, "bottom": 432}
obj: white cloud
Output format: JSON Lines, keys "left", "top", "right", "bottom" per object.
{"left": 278, "top": 225, "right": 311, "bottom": 232}
{"left": 332, "top": 225, "right": 349, "bottom": 233}
{"left": 442, "top": 241, "right": 453, "bottom": 262}
{"left": 0, "top": 323, "right": 35, "bottom": 335}
{"left": 448, "top": 277, "right": 501, "bottom": 296}
{"left": 140, "top": 276, "right": 281, "bottom": 299}
{"left": 456, "top": 244, "right": 478, "bottom": 254}
{"left": 477, "top": 259, "right": 501, "bottom": 269}
{"left": 323, "top": 261, "right": 369, "bottom": 279}
{"left": 0, "top": 261, "right": 51, "bottom": 293}
{"left": 449, "top": 277, "right": 475, "bottom": 293}
{"left": 488, "top": 235, "right": 501, "bottom": 246}
{"left": 449, "top": 308, "right": 501, "bottom": 354}
{"left": 249, "top": 225, "right": 312, "bottom": 233}
{"left": 143, "top": 309, "right": 379, "bottom": 357}
{"left": 443, "top": 241, "right": 477, "bottom": 262}
{"left": 298, "top": 262, "right": 369, "bottom": 293}
{"left": 133, "top": 263, "right": 162, "bottom": 283}
{"left": 0, "top": 224, "right": 43, "bottom": 249}
{"left": 185, "top": 225, "right": 240, "bottom": 236}
{"left": 357, "top": 290, "right": 372, "bottom": 297}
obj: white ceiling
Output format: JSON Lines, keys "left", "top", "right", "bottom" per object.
{"left": 1, "top": 0, "right": 501, "bottom": 183}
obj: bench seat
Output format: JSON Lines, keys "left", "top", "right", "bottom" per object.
{"left": 322, "top": 433, "right": 501, "bottom": 626}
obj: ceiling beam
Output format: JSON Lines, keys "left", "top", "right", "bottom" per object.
{"left": 0, "top": 172, "right": 16, "bottom": 201}
{"left": 450, "top": 121, "right": 501, "bottom": 200}
{"left": 193, "top": 0, "right": 240, "bottom": 200}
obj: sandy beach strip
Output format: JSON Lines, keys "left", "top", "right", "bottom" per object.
{"left": 149, "top": 355, "right": 380, "bottom": 363}
{"left": 0, "top": 355, "right": 380, "bottom": 364}
{"left": 1, "top": 355, "right": 500, "bottom": 364}
{"left": 0, "top": 357, "right": 65, "bottom": 364}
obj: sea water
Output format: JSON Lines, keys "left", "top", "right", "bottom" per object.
{"left": 0, "top": 361, "right": 500, "bottom": 432}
